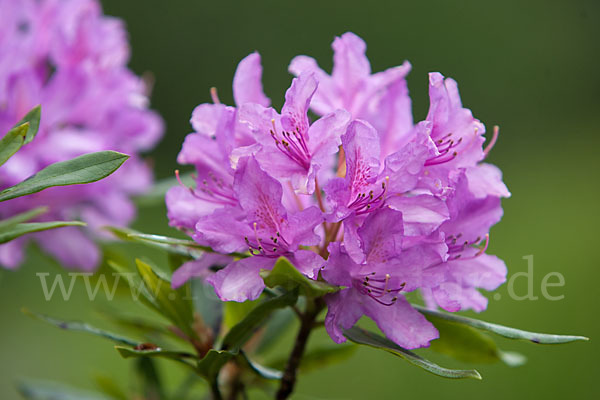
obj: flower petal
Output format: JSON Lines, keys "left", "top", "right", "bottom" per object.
{"left": 234, "top": 157, "right": 287, "bottom": 233}
{"left": 233, "top": 52, "right": 270, "bottom": 107}
{"left": 331, "top": 32, "right": 371, "bottom": 100}
{"left": 286, "top": 206, "right": 324, "bottom": 248}
{"left": 324, "top": 289, "right": 364, "bottom": 343}
{"left": 465, "top": 163, "right": 511, "bottom": 199}
{"left": 288, "top": 55, "right": 337, "bottom": 115}
{"left": 206, "top": 256, "right": 275, "bottom": 302}
{"left": 166, "top": 186, "right": 219, "bottom": 230}
{"left": 288, "top": 249, "right": 325, "bottom": 280}
{"left": 172, "top": 253, "right": 233, "bottom": 289}
{"left": 322, "top": 242, "right": 358, "bottom": 287}
{"left": 0, "top": 239, "right": 25, "bottom": 269}
{"left": 281, "top": 72, "right": 317, "bottom": 134}
{"left": 194, "top": 207, "right": 249, "bottom": 253}
{"left": 343, "top": 119, "right": 381, "bottom": 198}
{"left": 386, "top": 194, "right": 449, "bottom": 237}
{"left": 358, "top": 207, "right": 403, "bottom": 264}
{"left": 36, "top": 227, "right": 99, "bottom": 271}
{"left": 362, "top": 295, "right": 439, "bottom": 349}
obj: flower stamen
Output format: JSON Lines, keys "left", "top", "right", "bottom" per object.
{"left": 270, "top": 119, "right": 311, "bottom": 169}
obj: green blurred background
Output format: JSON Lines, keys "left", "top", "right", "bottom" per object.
{"left": 1, "top": 0, "right": 599, "bottom": 398}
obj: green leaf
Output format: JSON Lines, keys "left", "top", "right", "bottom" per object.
{"left": 221, "top": 289, "right": 299, "bottom": 352}
{"left": 223, "top": 298, "right": 261, "bottom": 330}
{"left": 0, "top": 206, "right": 47, "bottom": 231}
{"left": 18, "top": 380, "right": 112, "bottom": 400}
{"left": 196, "top": 349, "right": 235, "bottom": 380}
{"left": 13, "top": 104, "right": 41, "bottom": 144}
{"left": 106, "top": 226, "right": 207, "bottom": 258}
{"left": 135, "top": 259, "right": 196, "bottom": 340}
{"left": 134, "top": 357, "right": 165, "bottom": 400}
{"left": 298, "top": 345, "right": 358, "bottom": 373}
{"left": 425, "top": 313, "right": 527, "bottom": 367}
{"left": 115, "top": 345, "right": 198, "bottom": 361}
{"left": 106, "top": 260, "right": 160, "bottom": 313}
{"left": 22, "top": 308, "right": 139, "bottom": 347}
{"left": 239, "top": 351, "right": 283, "bottom": 380}
{"left": 97, "top": 308, "right": 172, "bottom": 341}
{"left": 115, "top": 345, "right": 199, "bottom": 374}
{"left": 260, "top": 257, "right": 339, "bottom": 298}
{"left": 0, "top": 220, "right": 85, "bottom": 244}
{"left": 413, "top": 305, "right": 589, "bottom": 344}
{"left": 191, "top": 279, "right": 223, "bottom": 334}
{"left": 269, "top": 344, "right": 357, "bottom": 374}
{"left": 426, "top": 314, "right": 502, "bottom": 364}
{"left": 0, "top": 123, "right": 28, "bottom": 167}
{"left": 255, "top": 308, "right": 296, "bottom": 354}
{"left": 168, "top": 252, "right": 192, "bottom": 272}
{"left": 0, "top": 150, "right": 129, "bottom": 202}
{"left": 343, "top": 326, "right": 482, "bottom": 380}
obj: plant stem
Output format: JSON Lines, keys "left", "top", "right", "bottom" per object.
{"left": 276, "top": 298, "right": 323, "bottom": 399}
{"left": 210, "top": 379, "right": 223, "bottom": 400}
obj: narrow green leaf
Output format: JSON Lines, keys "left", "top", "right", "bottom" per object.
{"left": 426, "top": 314, "right": 501, "bottom": 364}
{"left": 13, "top": 104, "right": 41, "bottom": 144}
{"left": 261, "top": 257, "right": 339, "bottom": 298}
{"left": 255, "top": 308, "right": 296, "bottom": 354}
{"left": 18, "top": 380, "right": 112, "bottom": 400}
{"left": 22, "top": 308, "right": 139, "bottom": 347}
{"left": 107, "top": 226, "right": 204, "bottom": 255}
{"left": 343, "top": 326, "right": 482, "bottom": 380}
{"left": 221, "top": 289, "right": 299, "bottom": 352}
{"left": 425, "top": 313, "right": 527, "bottom": 367}
{"left": 298, "top": 345, "right": 358, "bottom": 373}
{"left": 116, "top": 345, "right": 198, "bottom": 361}
{"left": 0, "top": 150, "right": 129, "bottom": 202}
{"left": 0, "top": 123, "right": 28, "bottom": 167}
{"left": 0, "top": 220, "right": 85, "bottom": 244}
{"left": 168, "top": 252, "right": 192, "bottom": 272}
{"left": 196, "top": 349, "right": 235, "bottom": 380}
{"left": 413, "top": 305, "right": 589, "bottom": 344}
{"left": 115, "top": 345, "right": 200, "bottom": 375}
{"left": 269, "top": 344, "right": 357, "bottom": 374}
{"left": 223, "top": 298, "right": 261, "bottom": 330}
{"left": 239, "top": 351, "right": 283, "bottom": 380}
{"left": 134, "top": 357, "right": 165, "bottom": 400}
{"left": 191, "top": 279, "right": 223, "bottom": 334}
{"left": 106, "top": 260, "right": 161, "bottom": 313}
{"left": 131, "top": 231, "right": 248, "bottom": 259}
{"left": 106, "top": 226, "right": 249, "bottom": 259}
{"left": 135, "top": 259, "right": 196, "bottom": 340}
{"left": 0, "top": 206, "right": 47, "bottom": 231}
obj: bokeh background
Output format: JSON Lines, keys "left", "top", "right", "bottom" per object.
{"left": 1, "top": 0, "right": 599, "bottom": 398}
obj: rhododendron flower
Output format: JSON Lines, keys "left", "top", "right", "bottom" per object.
{"left": 166, "top": 52, "right": 269, "bottom": 231}
{"left": 0, "top": 0, "right": 163, "bottom": 270}
{"left": 322, "top": 207, "right": 443, "bottom": 348}
{"left": 289, "top": 32, "right": 413, "bottom": 157}
{"left": 240, "top": 72, "right": 350, "bottom": 194}
{"left": 199, "top": 157, "right": 324, "bottom": 302}
{"left": 167, "top": 32, "right": 509, "bottom": 349}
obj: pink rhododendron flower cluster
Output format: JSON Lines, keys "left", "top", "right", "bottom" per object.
{"left": 0, "top": 0, "right": 163, "bottom": 270}
{"left": 167, "top": 32, "right": 509, "bottom": 349}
